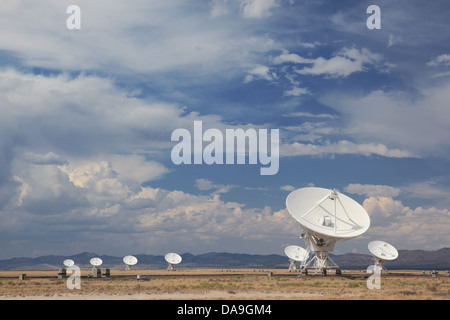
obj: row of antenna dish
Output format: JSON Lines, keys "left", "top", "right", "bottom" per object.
{"left": 284, "top": 240, "right": 398, "bottom": 272}
{"left": 63, "top": 253, "right": 183, "bottom": 271}
{"left": 285, "top": 187, "right": 398, "bottom": 274}
{"left": 63, "top": 187, "right": 396, "bottom": 274}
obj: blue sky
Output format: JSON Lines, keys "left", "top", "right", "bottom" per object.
{"left": 0, "top": 0, "right": 449, "bottom": 259}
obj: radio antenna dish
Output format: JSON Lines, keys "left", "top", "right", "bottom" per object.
{"left": 123, "top": 255, "right": 138, "bottom": 270}
{"left": 63, "top": 259, "right": 75, "bottom": 267}
{"left": 368, "top": 240, "right": 398, "bottom": 273}
{"left": 286, "top": 187, "right": 370, "bottom": 275}
{"left": 165, "top": 253, "right": 182, "bottom": 271}
{"left": 284, "top": 245, "right": 309, "bottom": 272}
{"left": 90, "top": 257, "right": 103, "bottom": 269}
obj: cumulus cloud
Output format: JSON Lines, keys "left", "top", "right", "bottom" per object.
{"left": 109, "top": 155, "right": 169, "bottom": 189}
{"left": 12, "top": 163, "right": 88, "bottom": 215}
{"left": 0, "top": 68, "right": 303, "bottom": 257}
{"left": 339, "top": 181, "right": 450, "bottom": 251}
{"left": 1, "top": 159, "right": 299, "bottom": 255}
{"left": 363, "top": 196, "right": 450, "bottom": 250}
{"left": 130, "top": 186, "right": 297, "bottom": 242}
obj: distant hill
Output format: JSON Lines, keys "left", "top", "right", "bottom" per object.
{"left": 0, "top": 248, "right": 448, "bottom": 271}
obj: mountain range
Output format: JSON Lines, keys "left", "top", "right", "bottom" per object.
{"left": 0, "top": 248, "right": 448, "bottom": 271}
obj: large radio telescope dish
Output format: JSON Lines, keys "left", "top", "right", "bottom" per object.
{"left": 368, "top": 240, "right": 398, "bottom": 272}
{"left": 165, "top": 253, "right": 182, "bottom": 271}
{"left": 123, "top": 255, "right": 138, "bottom": 270}
{"left": 286, "top": 187, "right": 371, "bottom": 275}
{"left": 284, "top": 245, "right": 309, "bottom": 271}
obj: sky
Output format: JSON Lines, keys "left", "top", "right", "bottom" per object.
{"left": 0, "top": 0, "right": 449, "bottom": 259}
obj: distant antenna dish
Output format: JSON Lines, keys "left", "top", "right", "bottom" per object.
{"left": 286, "top": 187, "right": 371, "bottom": 275}
{"left": 368, "top": 240, "right": 398, "bottom": 273}
{"left": 123, "top": 255, "right": 138, "bottom": 270}
{"left": 90, "top": 257, "right": 103, "bottom": 268}
{"left": 165, "top": 253, "right": 182, "bottom": 271}
{"left": 284, "top": 245, "right": 309, "bottom": 272}
{"left": 63, "top": 259, "right": 75, "bottom": 267}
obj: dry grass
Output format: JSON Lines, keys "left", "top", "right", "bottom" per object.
{"left": 0, "top": 269, "right": 448, "bottom": 300}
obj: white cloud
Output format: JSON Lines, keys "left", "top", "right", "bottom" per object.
{"left": 0, "top": 1, "right": 277, "bottom": 76}
{"left": 282, "top": 122, "right": 338, "bottom": 143}
{"left": 363, "top": 196, "right": 450, "bottom": 250}
{"left": 130, "top": 186, "right": 297, "bottom": 242}
{"left": 427, "top": 54, "right": 450, "bottom": 78}
{"left": 0, "top": 69, "right": 229, "bottom": 159}
{"left": 60, "top": 161, "right": 130, "bottom": 202}
{"left": 21, "top": 152, "right": 67, "bottom": 166}
{"left": 274, "top": 51, "right": 313, "bottom": 64}
{"left": 0, "top": 67, "right": 304, "bottom": 256}
{"left": 427, "top": 54, "right": 450, "bottom": 67}
{"left": 210, "top": 0, "right": 229, "bottom": 18}
{"left": 401, "top": 180, "right": 450, "bottom": 200}
{"left": 295, "top": 47, "right": 383, "bottom": 78}
{"left": 1, "top": 165, "right": 299, "bottom": 255}
{"left": 109, "top": 154, "right": 169, "bottom": 188}
{"left": 274, "top": 48, "right": 384, "bottom": 77}
{"left": 195, "top": 178, "right": 235, "bottom": 194}
{"left": 387, "top": 34, "right": 402, "bottom": 48}
{"left": 280, "top": 140, "right": 414, "bottom": 158}
{"left": 344, "top": 183, "right": 401, "bottom": 197}
{"left": 282, "top": 112, "right": 338, "bottom": 120}
{"left": 280, "top": 185, "right": 295, "bottom": 191}
{"left": 244, "top": 64, "right": 277, "bottom": 83}
{"left": 430, "top": 71, "right": 450, "bottom": 78}
{"left": 283, "top": 86, "right": 309, "bottom": 97}
{"left": 240, "top": 0, "right": 279, "bottom": 19}
{"left": 11, "top": 162, "right": 88, "bottom": 215}
{"left": 324, "top": 82, "right": 450, "bottom": 156}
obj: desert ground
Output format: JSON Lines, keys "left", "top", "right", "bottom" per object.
{"left": 0, "top": 268, "right": 448, "bottom": 300}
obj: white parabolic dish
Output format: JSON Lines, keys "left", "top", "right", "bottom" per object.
{"left": 368, "top": 241, "right": 398, "bottom": 261}
{"left": 123, "top": 255, "right": 138, "bottom": 266}
{"left": 63, "top": 259, "right": 75, "bottom": 267}
{"left": 284, "top": 245, "right": 308, "bottom": 262}
{"left": 165, "top": 253, "right": 182, "bottom": 265}
{"left": 90, "top": 257, "right": 103, "bottom": 267}
{"left": 286, "top": 187, "right": 370, "bottom": 240}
